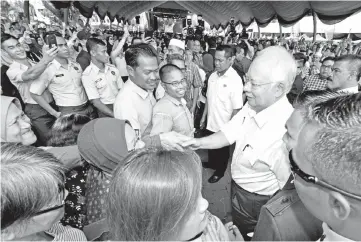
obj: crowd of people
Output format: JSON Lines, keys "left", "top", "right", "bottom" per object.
{"left": 1, "top": 18, "right": 361, "bottom": 242}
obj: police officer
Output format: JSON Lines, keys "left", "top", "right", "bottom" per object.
{"left": 82, "top": 38, "right": 123, "bottom": 117}
{"left": 30, "top": 31, "right": 97, "bottom": 119}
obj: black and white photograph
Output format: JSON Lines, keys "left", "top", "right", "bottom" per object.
{"left": 1, "top": 0, "right": 361, "bottom": 241}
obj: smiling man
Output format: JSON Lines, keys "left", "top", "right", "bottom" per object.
{"left": 183, "top": 46, "right": 296, "bottom": 239}
{"left": 292, "top": 93, "right": 361, "bottom": 241}
{"left": 150, "top": 64, "right": 193, "bottom": 136}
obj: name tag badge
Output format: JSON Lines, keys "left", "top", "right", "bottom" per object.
{"left": 55, "top": 74, "right": 64, "bottom": 78}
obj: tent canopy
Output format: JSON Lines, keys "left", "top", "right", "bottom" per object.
{"left": 51, "top": 1, "right": 361, "bottom": 27}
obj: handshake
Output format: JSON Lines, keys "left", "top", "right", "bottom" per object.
{"left": 159, "top": 132, "right": 201, "bottom": 151}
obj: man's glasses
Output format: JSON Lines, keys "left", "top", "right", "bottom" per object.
{"left": 289, "top": 151, "right": 361, "bottom": 201}
{"left": 35, "top": 185, "right": 66, "bottom": 216}
{"left": 162, "top": 78, "right": 186, "bottom": 87}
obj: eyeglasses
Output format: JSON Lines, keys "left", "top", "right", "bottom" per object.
{"left": 289, "top": 151, "right": 361, "bottom": 201}
{"left": 162, "top": 78, "right": 186, "bottom": 87}
{"left": 244, "top": 77, "right": 276, "bottom": 89}
{"left": 35, "top": 185, "right": 66, "bottom": 216}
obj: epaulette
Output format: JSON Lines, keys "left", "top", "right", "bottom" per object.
{"left": 264, "top": 189, "right": 301, "bottom": 216}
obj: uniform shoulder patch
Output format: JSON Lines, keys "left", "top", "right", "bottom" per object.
{"left": 265, "top": 189, "right": 300, "bottom": 216}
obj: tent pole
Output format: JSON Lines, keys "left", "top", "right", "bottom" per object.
{"left": 279, "top": 22, "right": 282, "bottom": 36}
{"left": 258, "top": 25, "right": 261, "bottom": 38}
{"left": 312, "top": 10, "right": 317, "bottom": 43}
{"left": 24, "top": 0, "right": 30, "bottom": 24}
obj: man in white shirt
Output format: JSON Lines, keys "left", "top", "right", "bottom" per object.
{"left": 2, "top": 33, "right": 57, "bottom": 145}
{"left": 114, "top": 44, "right": 192, "bottom": 151}
{"left": 183, "top": 46, "right": 296, "bottom": 239}
{"left": 292, "top": 93, "right": 361, "bottom": 242}
{"left": 328, "top": 55, "right": 360, "bottom": 94}
{"left": 30, "top": 32, "right": 97, "bottom": 119}
{"left": 82, "top": 38, "right": 123, "bottom": 117}
{"left": 200, "top": 45, "right": 244, "bottom": 183}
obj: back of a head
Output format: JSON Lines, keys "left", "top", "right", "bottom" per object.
{"left": 47, "top": 114, "right": 90, "bottom": 147}
{"left": 249, "top": 46, "right": 297, "bottom": 93}
{"left": 293, "top": 52, "right": 307, "bottom": 66}
{"left": 125, "top": 44, "right": 157, "bottom": 68}
{"left": 304, "top": 93, "right": 361, "bottom": 197}
{"left": 1, "top": 143, "right": 65, "bottom": 232}
{"left": 293, "top": 90, "right": 345, "bottom": 109}
{"left": 107, "top": 148, "right": 202, "bottom": 241}
{"left": 216, "top": 45, "right": 236, "bottom": 58}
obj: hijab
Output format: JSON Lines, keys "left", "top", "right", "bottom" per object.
{"left": 77, "top": 118, "right": 129, "bottom": 175}
{"left": 1, "top": 96, "right": 22, "bottom": 141}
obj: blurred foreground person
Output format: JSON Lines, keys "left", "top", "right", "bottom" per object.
{"left": 1, "top": 143, "right": 86, "bottom": 241}
{"left": 292, "top": 93, "right": 361, "bottom": 241}
{"left": 107, "top": 148, "right": 243, "bottom": 241}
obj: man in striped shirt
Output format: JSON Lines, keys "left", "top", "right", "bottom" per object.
{"left": 303, "top": 57, "right": 334, "bottom": 91}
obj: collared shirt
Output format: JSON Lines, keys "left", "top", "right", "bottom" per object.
{"left": 30, "top": 59, "right": 88, "bottom": 106}
{"left": 82, "top": 62, "right": 123, "bottom": 104}
{"left": 303, "top": 74, "right": 328, "bottom": 91}
{"left": 318, "top": 223, "right": 354, "bottom": 242}
{"left": 339, "top": 86, "right": 359, "bottom": 94}
{"left": 150, "top": 94, "right": 194, "bottom": 136}
{"left": 221, "top": 96, "right": 293, "bottom": 195}
{"left": 6, "top": 60, "right": 53, "bottom": 104}
{"left": 114, "top": 79, "right": 156, "bottom": 136}
{"left": 206, "top": 66, "right": 244, "bottom": 132}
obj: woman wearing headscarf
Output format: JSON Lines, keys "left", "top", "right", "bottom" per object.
{"left": 77, "top": 118, "right": 142, "bottom": 240}
{"left": 1, "top": 95, "right": 83, "bottom": 170}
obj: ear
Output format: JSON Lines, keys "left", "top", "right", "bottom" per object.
{"left": 126, "top": 65, "right": 135, "bottom": 77}
{"left": 328, "top": 191, "right": 351, "bottom": 221}
{"left": 274, "top": 82, "right": 286, "bottom": 98}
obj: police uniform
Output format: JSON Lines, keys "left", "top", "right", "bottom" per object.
{"left": 82, "top": 62, "right": 123, "bottom": 117}
{"left": 30, "top": 59, "right": 97, "bottom": 119}
{"left": 252, "top": 175, "right": 323, "bottom": 241}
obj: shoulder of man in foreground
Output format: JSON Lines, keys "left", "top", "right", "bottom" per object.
{"left": 253, "top": 182, "right": 323, "bottom": 241}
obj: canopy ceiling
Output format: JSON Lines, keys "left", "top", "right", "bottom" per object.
{"left": 51, "top": 1, "right": 361, "bottom": 27}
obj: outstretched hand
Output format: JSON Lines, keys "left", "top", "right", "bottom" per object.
{"left": 159, "top": 131, "right": 193, "bottom": 152}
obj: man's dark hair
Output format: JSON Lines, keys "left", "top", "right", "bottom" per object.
{"left": 159, "top": 64, "right": 182, "bottom": 82}
{"left": 322, "top": 56, "right": 335, "bottom": 64}
{"left": 293, "top": 52, "right": 307, "bottom": 65}
{"left": 1, "top": 33, "right": 17, "bottom": 46}
{"left": 131, "top": 37, "right": 142, "bottom": 45}
{"left": 86, "top": 38, "right": 106, "bottom": 53}
{"left": 216, "top": 45, "right": 236, "bottom": 58}
{"left": 208, "top": 37, "right": 217, "bottom": 49}
{"left": 125, "top": 44, "right": 158, "bottom": 68}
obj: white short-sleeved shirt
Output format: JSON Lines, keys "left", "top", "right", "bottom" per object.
{"left": 82, "top": 62, "right": 123, "bottom": 104}
{"left": 30, "top": 59, "right": 88, "bottom": 107}
{"left": 206, "top": 66, "right": 244, "bottom": 132}
{"left": 221, "top": 96, "right": 294, "bottom": 196}
{"left": 6, "top": 60, "right": 53, "bottom": 104}
{"left": 114, "top": 79, "right": 156, "bottom": 136}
